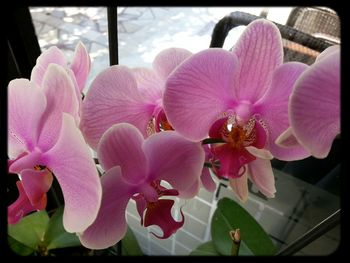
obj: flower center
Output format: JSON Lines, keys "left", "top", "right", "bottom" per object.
{"left": 147, "top": 109, "right": 174, "bottom": 136}
{"left": 34, "top": 164, "right": 53, "bottom": 174}
{"left": 207, "top": 114, "right": 267, "bottom": 179}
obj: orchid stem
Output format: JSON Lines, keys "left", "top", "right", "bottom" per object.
{"left": 202, "top": 138, "right": 225, "bottom": 145}
{"left": 230, "top": 229, "right": 241, "bottom": 256}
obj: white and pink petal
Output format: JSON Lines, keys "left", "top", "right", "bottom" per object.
{"left": 143, "top": 131, "right": 205, "bottom": 192}
{"left": 97, "top": 123, "right": 148, "bottom": 184}
{"left": 80, "top": 65, "right": 154, "bottom": 149}
{"left": 79, "top": 166, "right": 137, "bottom": 249}
{"left": 232, "top": 19, "right": 283, "bottom": 102}
{"left": 164, "top": 49, "right": 239, "bottom": 141}
{"left": 289, "top": 48, "right": 340, "bottom": 158}
{"left": 43, "top": 113, "right": 102, "bottom": 233}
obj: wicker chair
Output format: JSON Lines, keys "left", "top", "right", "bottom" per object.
{"left": 209, "top": 11, "right": 337, "bottom": 65}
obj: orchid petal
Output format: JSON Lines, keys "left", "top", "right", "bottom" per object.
{"left": 97, "top": 123, "right": 148, "bottom": 184}
{"left": 178, "top": 179, "right": 200, "bottom": 199}
{"left": 232, "top": 19, "right": 283, "bottom": 102}
{"left": 80, "top": 65, "right": 154, "bottom": 149}
{"left": 132, "top": 68, "right": 163, "bottom": 103}
{"left": 43, "top": 113, "right": 102, "bottom": 233}
{"left": 229, "top": 171, "right": 248, "bottom": 202}
{"left": 30, "top": 46, "right": 67, "bottom": 86}
{"left": 290, "top": 48, "right": 340, "bottom": 158}
{"left": 247, "top": 158, "right": 276, "bottom": 198}
{"left": 20, "top": 169, "right": 53, "bottom": 206}
{"left": 8, "top": 79, "right": 47, "bottom": 157}
{"left": 275, "top": 127, "right": 303, "bottom": 148}
{"left": 37, "top": 64, "right": 80, "bottom": 152}
{"left": 256, "top": 62, "right": 310, "bottom": 160}
{"left": 8, "top": 181, "right": 47, "bottom": 224}
{"left": 316, "top": 45, "right": 340, "bottom": 63}
{"left": 70, "top": 41, "right": 91, "bottom": 92}
{"left": 153, "top": 47, "right": 192, "bottom": 81}
{"left": 246, "top": 146, "right": 273, "bottom": 160}
{"left": 8, "top": 151, "right": 42, "bottom": 174}
{"left": 200, "top": 168, "right": 217, "bottom": 192}
{"left": 144, "top": 199, "right": 184, "bottom": 239}
{"left": 79, "top": 166, "right": 137, "bottom": 249}
{"left": 143, "top": 131, "right": 205, "bottom": 192}
{"left": 164, "top": 49, "right": 239, "bottom": 141}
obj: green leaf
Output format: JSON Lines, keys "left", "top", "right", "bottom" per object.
{"left": 120, "top": 226, "right": 143, "bottom": 256}
{"left": 8, "top": 210, "right": 50, "bottom": 250}
{"left": 8, "top": 236, "right": 35, "bottom": 256}
{"left": 190, "top": 241, "right": 219, "bottom": 256}
{"left": 211, "top": 197, "right": 276, "bottom": 256}
{"left": 44, "top": 206, "right": 81, "bottom": 250}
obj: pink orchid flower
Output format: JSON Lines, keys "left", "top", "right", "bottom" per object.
{"left": 79, "top": 48, "right": 216, "bottom": 192}
{"left": 79, "top": 123, "right": 205, "bottom": 249}
{"left": 277, "top": 45, "right": 340, "bottom": 159}
{"left": 80, "top": 47, "right": 192, "bottom": 149}
{"left": 8, "top": 64, "right": 101, "bottom": 232}
{"left": 163, "top": 19, "right": 310, "bottom": 201}
{"left": 31, "top": 41, "right": 91, "bottom": 110}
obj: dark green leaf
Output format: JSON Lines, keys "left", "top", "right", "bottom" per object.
{"left": 8, "top": 211, "right": 49, "bottom": 250}
{"left": 44, "top": 206, "right": 81, "bottom": 250}
{"left": 120, "top": 226, "right": 143, "bottom": 256}
{"left": 211, "top": 197, "right": 276, "bottom": 256}
{"left": 8, "top": 236, "right": 35, "bottom": 256}
{"left": 190, "top": 241, "right": 219, "bottom": 256}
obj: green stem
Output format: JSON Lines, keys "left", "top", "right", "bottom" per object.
{"left": 230, "top": 229, "right": 241, "bottom": 256}
{"left": 202, "top": 138, "right": 225, "bottom": 145}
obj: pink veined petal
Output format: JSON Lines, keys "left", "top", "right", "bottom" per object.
{"left": 143, "top": 131, "right": 205, "bottom": 192}
{"left": 232, "top": 19, "right": 283, "bottom": 102}
{"left": 211, "top": 144, "right": 255, "bottom": 179}
{"left": 37, "top": 64, "right": 80, "bottom": 152}
{"left": 97, "top": 123, "right": 148, "bottom": 184}
{"left": 8, "top": 79, "right": 47, "bottom": 157}
{"left": 79, "top": 166, "right": 137, "bottom": 249}
{"left": 20, "top": 169, "right": 53, "bottom": 206}
{"left": 132, "top": 67, "right": 163, "bottom": 103}
{"left": 66, "top": 68, "right": 83, "bottom": 108}
{"left": 316, "top": 45, "right": 340, "bottom": 63}
{"left": 255, "top": 62, "right": 310, "bottom": 160}
{"left": 80, "top": 65, "right": 154, "bottom": 149}
{"left": 153, "top": 47, "right": 193, "bottom": 81}
{"left": 144, "top": 199, "right": 184, "bottom": 239}
{"left": 30, "top": 46, "right": 67, "bottom": 87}
{"left": 200, "top": 167, "right": 217, "bottom": 192}
{"left": 229, "top": 171, "right": 248, "bottom": 202}
{"left": 43, "top": 113, "right": 102, "bottom": 233}
{"left": 70, "top": 41, "right": 91, "bottom": 93}
{"left": 163, "top": 48, "right": 239, "bottom": 141}
{"left": 247, "top": 158, "right": 276, "bottom": 198}
{"left": 8, "top": 181, "right": 47, "bottom": 224}
{"left": 290, "top": 48, "right": 340, "bottom": 158}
